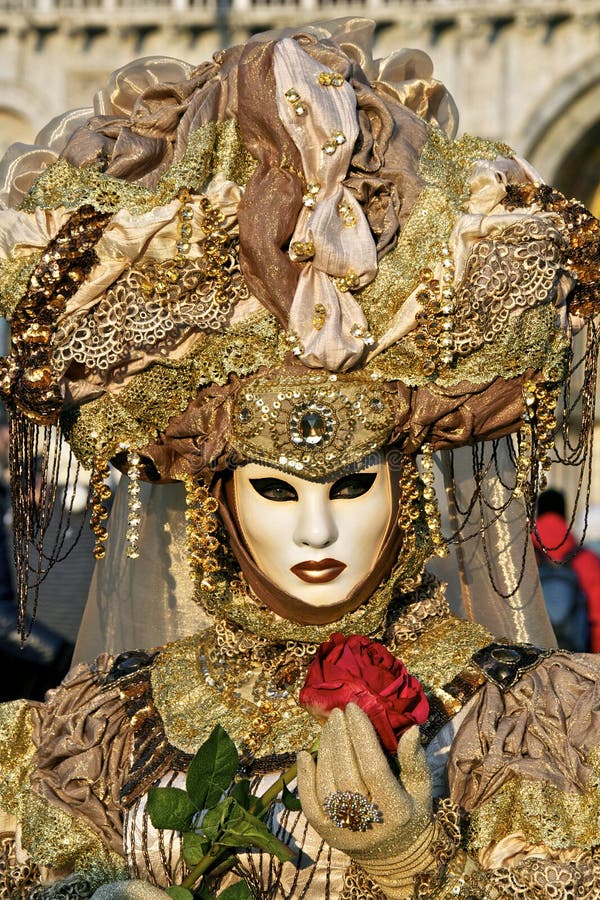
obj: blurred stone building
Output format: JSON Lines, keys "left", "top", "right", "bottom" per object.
{"left": 1, "top": 0, "right": 599, "bottom": 214}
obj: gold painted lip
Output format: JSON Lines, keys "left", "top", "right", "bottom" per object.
{"left": 290, "top": 559, "right": 347, "bottom": 584}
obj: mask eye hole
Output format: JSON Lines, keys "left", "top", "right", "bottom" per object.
{"left": 329, "top": 473, "right": 377, "bottom": 500}
{"left": 249, "top": 477, "right": 298, "bottom": 502}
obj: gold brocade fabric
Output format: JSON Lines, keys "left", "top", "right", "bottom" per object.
{"left": 151, "top": 627, "right": 321, "bottom": 758}
{"left": 0, "top": 254, "right": 37, "bottom": 320}
{"left": 0, "top": 700, "right": 34, "bottom": 817}
{"left": 20, "top": 120, "right": 256, "bottom": 216}
{"left": 0, "top": 702, "right": 117, "bottom": 875}
{"left": 469, "top": 772, "right": 600, "bottom": 857}
{"left": 358, "top": 130, "right": 513, "bottom": 340}
{"left": 391, "top": 611, "right": 492, "bottom": 696}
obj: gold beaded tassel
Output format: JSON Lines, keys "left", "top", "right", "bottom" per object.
{"left": 89, "top": 456, "right": 111, "bottom": 560}
{"left": 183, "top": 475, "right": 221, "bottom": 594}
{"left": 518, "top": 379, "right": 560, "bottom": 501}
{"left": 414, "top": 244, "right": 457, "bottom": 377}
{"left": 515, "top": 381, "right": 536, "bottom": 499}
{"left": 126, "top": 451, "right": 142, "bottom": 560}
{"left": 397, "top": 454, "right": 421, "bottom": 560}
{"left": 419, "top": 443, "right": 448, "bottom": 558}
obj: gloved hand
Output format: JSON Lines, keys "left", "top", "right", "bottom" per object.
{"left": 91, "top": 880, "right": 172, "bottom": 899}
{"left": 297, "top": 703, "right": 436, "bottom": 899}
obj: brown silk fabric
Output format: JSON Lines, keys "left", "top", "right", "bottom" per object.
{"left": 401, "top": 372, "right": 533, "bottom": 454}
{"left": 236, "top": 40, "right": 304, "bottom": 325}
{"left": 346, "top": 91, "right": 429, "bottom": 257}
{"left": 448, "top": 651, "right": 600, "bottom": 811}
{"left": 287, "top": 33, "right": 431, "bottom": 258}
{"left": 213, "top": 473, "right": 404, "bottom": 626}
{"left": 29, "top": 655, "right": 131, "bottom": 854}
{"left": 60, "top": 62, "right": 219, "bottom": 188}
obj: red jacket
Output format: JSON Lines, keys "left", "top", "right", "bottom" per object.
{"left": 533, "top": 511, "right": 600, "bottom": 652}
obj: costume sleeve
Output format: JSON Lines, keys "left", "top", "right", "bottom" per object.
{"left": 443, "top": 650, "right": 600, "bottom": 897}
{"left": 0, "top": 657, "right": 132, "bottom": 889}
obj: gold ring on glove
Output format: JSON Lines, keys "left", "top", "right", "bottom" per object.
{"left": 323, "top": 790, "right": 384, "bottom": 831}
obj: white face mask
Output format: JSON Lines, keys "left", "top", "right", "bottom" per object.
{"left": 233, "top": 457, "right": 394, "bottom": 608}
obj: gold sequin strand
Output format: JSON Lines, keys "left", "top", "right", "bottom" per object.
{"left": 183, "top": 475, "right": 221, "bottom": 593}
{"left": 413, "top": 245, "right": 456, "bottom": 377}
{"left": 89, "top": 456, "right": 111, "bottom": 560}
{"left": 199, "top": 194, "right": 235, "bottom": 308}
{"left": 125, "top": 450, "right": 142, "bottom": 559}
{"left": 419, "top": 443, "right": 448, "bottom": 558}
{"left": 0, "top": 205, "right": 110, "bottom": 425}
{"left": 397, "top": 453, "right": 421, "bottom": 563}
{"left": 518, "top": 378, "right": 560, "bottom": 500}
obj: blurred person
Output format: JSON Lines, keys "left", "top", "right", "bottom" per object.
{"left": 533, "top": 488, "right": 600, "bottom": 652}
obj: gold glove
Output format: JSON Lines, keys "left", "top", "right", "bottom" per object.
{"left": 297, "top": 703, "right": 436, "bottom": 899}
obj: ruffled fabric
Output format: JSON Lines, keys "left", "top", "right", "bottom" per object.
{"left": 448, "top": 651, "right": 600, "bottom": 811}
{"left": 29, "top": 654, "right": 132, "bottom": 855}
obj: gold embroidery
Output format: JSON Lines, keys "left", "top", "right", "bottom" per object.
{"left": 61, "top": 312, "right": 288, "bottom": 466}
{"left": 20, "top": 120, "right": 256, "bottom": 216}
{"left": 468, "top": 759, "right": 600, "bottom": 855}
{"left": 230, "top": 372, "right": 403, "bottom": 480}
{"left": 357, "top": 186, "right": 456, "bottom": 339}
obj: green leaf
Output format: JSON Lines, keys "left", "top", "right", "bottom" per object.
{"left": 216, "top": 803, "right": 295, "bottom": 862}
{"left": 218, "top": 882, "right": 254, "bottom": 899}
{"left": 187, "top": 725, "right": 239, "bottom": 811}
{"left": 147, "top": 787, "right": 197, "bottom": 832}
{"left": 182, "top": 830, "right": 210, "bottom": 866}
{"left": 230, "top": 778, "right": 251, "bottom": 810}
{"left": 281, "top": 783, "right": 301, "bottom": 812}
{"left": 166, "top": 888, "right": 194, "bottom": 900}
{"left": 201, "top": 797, "right": 236, "bottom": 842}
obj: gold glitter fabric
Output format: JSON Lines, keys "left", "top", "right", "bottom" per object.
{"left": 19, "top": 120, "right": 256, "bottom": 217}
{"left": 0, "top": 700, "right": 35, "bottom": 818}
{"left": 151, "top": 627, "right": 320, "bottom": 759}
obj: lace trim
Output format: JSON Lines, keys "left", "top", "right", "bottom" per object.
{"left": 386, "top": 570, "right": 452, "bottom": 645}
{"left": 490, "top": 851, "right": 600, "bottom": 898}
{"left": 453, "top": 217, "right": 564, "bottom": 357}
{"left": 438, "top": 850, "right": 600, "bottom": 900}
{"left": 53, "top": 254, "right": 249, "bottom": 375}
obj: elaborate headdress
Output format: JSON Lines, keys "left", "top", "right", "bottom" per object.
{"left": 0, "top": 19, "right": 598, "bottom": 650}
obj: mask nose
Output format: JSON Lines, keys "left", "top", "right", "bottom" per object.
{"left": 293, "top": 489, "right": 338, "bottom": 550}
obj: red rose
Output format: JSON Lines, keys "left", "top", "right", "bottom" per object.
{"left": 299, "top": 633, "right": 429, "bottom": 753}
